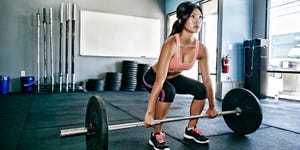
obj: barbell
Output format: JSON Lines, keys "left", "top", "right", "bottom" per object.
{"left": 60, "top": 88, "right": 263, "bottom": 150}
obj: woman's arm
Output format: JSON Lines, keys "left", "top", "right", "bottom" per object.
{"left": 197, "top": 42, "right": 217, "bottom": 117}
{"left": 144, "top": 37, "right": 176, "bottom": 126}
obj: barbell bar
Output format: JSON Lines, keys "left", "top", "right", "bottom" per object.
{"left": 60, "top": 88, "right": 263, "bottom": 150}
{"left": 60, "top": 107, "right": 242, "bottom": 137}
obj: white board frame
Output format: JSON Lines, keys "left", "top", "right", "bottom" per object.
{"left": 80, "top": 10, "right": 161, "bottom": 58}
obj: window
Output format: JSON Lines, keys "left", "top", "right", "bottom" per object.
{"left": 268, "top": 0, "right": 300, "bottom": 100}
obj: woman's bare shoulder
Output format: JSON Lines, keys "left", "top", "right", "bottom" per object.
{"left": 161, "top": 35, "right": 177, "bottom": 53}
{"left": 164, "top": 35, "right": 176, "bottom": 46}
{"left": 197, "top": 41, "right": 208, "bottom": 59}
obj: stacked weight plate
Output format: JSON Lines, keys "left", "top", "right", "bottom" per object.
{"left": 121, "top": 60, "right": 138, "bottom": 91}
{"left": 136, "top": 63, "right": 150, "bottom": 91}
{"left": 105, "top": 72, "right": 122, "bottom": 91}
{"left": 86, "top": 79, "right": 105, "bottom": 91}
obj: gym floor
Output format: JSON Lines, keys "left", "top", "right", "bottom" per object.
{"left": 1, "top": 91, "right": 300, "bottom": 150}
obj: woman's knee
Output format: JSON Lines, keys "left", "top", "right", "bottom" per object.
{"left": 193, "top": 83, "right": 207, "bottom": 100}
{"left": 159, "top": 85, "right": 176, "bottom": 102}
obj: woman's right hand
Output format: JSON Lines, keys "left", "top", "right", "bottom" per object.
{"left": 144, "top": 113, "right": 154, "bottom": 128}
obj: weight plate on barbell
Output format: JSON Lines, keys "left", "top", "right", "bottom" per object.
{"left": 85, "top": 95, "right": 109, "bottom": 150}
{"left": 222, "top": 88, "right": 263, "bottom": 135}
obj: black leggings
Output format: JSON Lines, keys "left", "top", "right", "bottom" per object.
{"left": 143, "top": 67, "right": 207, "bottom": 102}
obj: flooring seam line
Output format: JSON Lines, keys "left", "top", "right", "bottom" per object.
{"left": 262, "top": 123, "right": 300, "bottom": 134}
{"left": 16, "top": 94, "right": 35, "bottom": 150}
{"left": 102, "top": 98, "right": 143, "bottom": 123}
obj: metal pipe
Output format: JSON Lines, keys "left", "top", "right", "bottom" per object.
{"left": 65, "top": 2, "right": 71, "bottom": 92}
{"left": 36, "top": 13, "right": 41, "bottom": 93}
{"left": 59, "top": 3, "right": 64, "bottom": 92}
{"left": 43, "top": 8, "right": 47, "bottom": 84}
{"left": 71, "top": 3, "right": 76, "bottom": 91}
{"left": 49, "top": 8, "right": 54, "bottom": 92}
{"left": 60, "top": 108, "right": 241, "bottom": 137}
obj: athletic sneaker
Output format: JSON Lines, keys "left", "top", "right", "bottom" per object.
{"left": 184, "top": 127, "right": 209, "bottom": 144}
{"left": 148, "top": 132, "right": 170, "bottom": 150}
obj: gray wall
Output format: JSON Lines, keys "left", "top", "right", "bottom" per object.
{"left": 0, "top": 0, "right": 165, "bottom": 92}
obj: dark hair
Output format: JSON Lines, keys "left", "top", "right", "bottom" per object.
{"left": 169, "top": 1, "right": 202, "bottom": 36}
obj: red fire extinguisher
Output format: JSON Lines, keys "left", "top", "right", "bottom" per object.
{"left": 222, "top": 55, "right": 230, "bottom": 73}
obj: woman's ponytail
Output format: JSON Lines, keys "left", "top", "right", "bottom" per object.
{"left": 169, "top": 20, "right": 183, "bottom": 37}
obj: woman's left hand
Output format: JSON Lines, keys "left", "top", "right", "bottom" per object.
{"left": 206, "top": 107, "right": 218, "bottom": 118}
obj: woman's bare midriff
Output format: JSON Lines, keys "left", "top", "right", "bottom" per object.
{"left": 152, "top": 64, "right": 181, "bottom": 79}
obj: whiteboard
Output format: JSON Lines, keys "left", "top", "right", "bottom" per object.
{"left": 80, "top": 10, "right": 161, "bottom": 58}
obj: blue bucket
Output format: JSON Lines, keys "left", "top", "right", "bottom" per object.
{"left": 0, "top": 76, "right": 10, "bottom": 94}
{"left": 21, "top": 76, "right": 35, "bottom": 93}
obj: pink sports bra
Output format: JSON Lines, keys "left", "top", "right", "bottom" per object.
{"left": 168, "top": 34, "right": 199, "bottom": 72}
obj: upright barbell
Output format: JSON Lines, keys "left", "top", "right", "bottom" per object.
{"left": 60, "top": 88, "right": 263, "bottom": 150}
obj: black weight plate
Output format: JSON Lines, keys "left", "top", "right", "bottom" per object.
{"left": 122, "top": 64, "right": 138, "bottom": 67}
{"left": 105, "top": 85, "right": 121, "bottom": 88}
{"left": 121, "top": 85, "right": 137, "bottom": 89}
{"left": 121, "top": 84, "right": 137, "bottom": 87}
{"left": 122, "top": 77, "right": 137, "bottom": 80}
{"left": 86, "top": 95, "right": 109, "bottom": 150}
{"left": 105, "top": 82, "right": 121, "bottom": 86}
{"left": 122, "top": 67, "right": 138, "bottom": 71}
{"left": 122, "top": 63, "right": 138, "bottom": 66}
{"left": 123, "top": 69, "right": 137, "bottom": 73}
{"left": 105, "top": 83, "right": 121, "bottom": 87}
{"left": 86, "top": 79, "right": 105, "bottom": 92}
{"left": 121, "top": 86, "right": 137, "bottom": 89}
{"left": 122, "top": 73, "right": 137, "bottom": 77}
{"left": 122, "top": 67, "right": 138, "bottom": 70}
{"left": 105, "top": 79, "right": 122, "bottom": 82}
{"left": 122, "top": 82, "right": 137, "bottom": 85}
{"left": 122, "top": 63, "right": 138, "bottom": 67}
{"left": 121, "top": 88, "right": 136, "bottom": 91}
{"left": 121, "top": 83, "right": 137, "bottom": 86}
{"left": 105, "top": 86, "right": 121, "bottom": 90}
{"left": 105, "top": 78, "right": 122, "bottom": 82}
{"left": 122, "top": 72, "right": 137, "bottom": 76}
{"left": 122, "top": 80, "right": 137, "bottom": 83}
{"left": 123, "top": 60, "right": 138, "bottom": 64}
{"left": 106, "top": 72, "right": 122, "bottom": 78}
{"left": 222, "top": 88, "right": 263, "bottom": 135}
{"left": 105, "top": 78, "right": 122, "bottom": 81}
{"left": 138, "top": 63, "right": 150, "bottom": 67}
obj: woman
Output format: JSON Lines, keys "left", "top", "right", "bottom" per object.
{"left": 142, "top": 1, "right": 217, "bottom": 150}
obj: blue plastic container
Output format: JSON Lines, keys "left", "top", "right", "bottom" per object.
{"left": 21, "top": 76, "right": 35, "bottom": 93}
{"left": 0, "top": 76, "right": 10, "bottom": 94}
